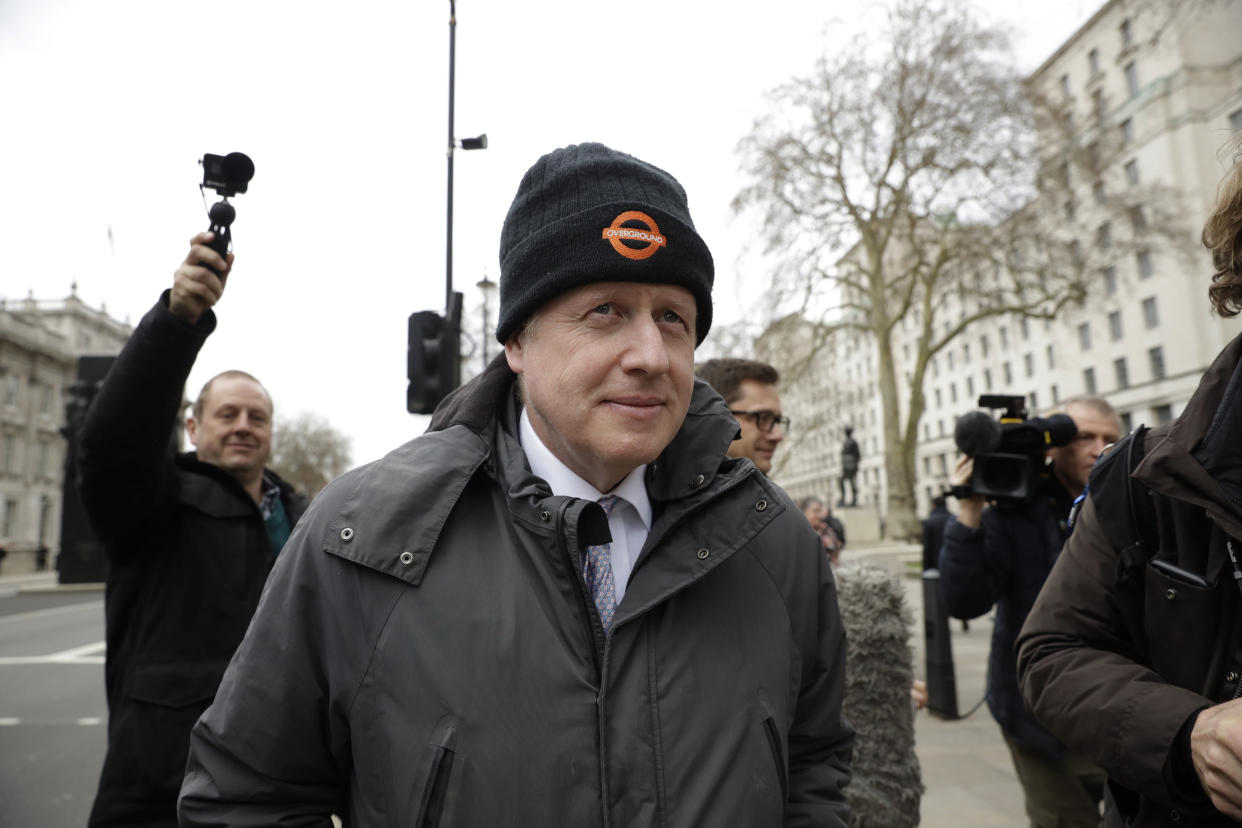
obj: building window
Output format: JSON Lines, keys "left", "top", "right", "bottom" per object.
{"left": 1120, "top": 411, "right": 1133, "bottom": 434}
{"left": 1104, "top": 265, "right": 1118, "bottom": 296}
{"left": 1, "top": 434, "right": 13, "bottom": 474}
{"left": 1092, "top": 88, "right": 1106, "bottom": 123}
{"left": 938, "top": 420, "right": 946, "bottom": 438}
{"left": 935, "top": 388, "right": 942, "bottom": 408}
{"left": 1003, "top": 361, "right": 1013, "bottom": 386}
{"left": 981, "top": 335, "right": 990, "bottom": 358}
{"left": 1060, "top": 73, "right": 1072, "bottom": 99}
{"left": 3, "top": 374, "right": 17, "bottom": 409}
{"left": 1109, "top": 310, "right": 1124, "bottom": 341}
{"left": 1149, "top": 345, "right": 1165, "bottom": 380}
{"left": 984, "top": 368, "right": 993, "bottom": 389}
{"left": 1070, "top": 240, "right": 1083, "bottom": 265}
{"left": 1065, "top": 200, "right": 1076, "bottom": 221}
{"left": 1125, "top": 61, "right": 1139, "bottom": 97}
{"left": 1130, "top": 205, "right": 1147, "bottom": 232}
{"left": 39, "top": 383, "right": 51, "bottom": 416}
{"left": 950, "top": 383, "right": 958, "bottom": 403}
{"left": 38, "top": 440, "right": 49, "bottom": 478}
{"left": 1125, "top": 159, "right": 1140, "bottom": 187}
{"left": 932, "top": 357, "right": 939, "bottom": 378}
{"left": 1137, "top": 249, "right": 1153, "bottom": 279}
{"left": 1024, "top": 353, "right": 1035, "bottom": 378}
{"left": 1093, "top": 180, "right": 1107, "bottom": 205}
{"left": 923, "top": 456, "right": 932, "bottom": 475}
{"left": 1030, "top": 391, "right": 1039, "bottom": 411}
{"left": 1097, "top": 222, "right": 1113, "bottom": 249}
{"left": 1046, "top": 344, "right": 1056, "bottom": 369}
{"left": 1232, "top": 108, "right": 1242, "bottom": 133}
{"left": 1115, "top": 357, "right": 1129, "bottom": 389}
{"left": 947, "top": 351, "right": 955, "bottom": 371}
{"left": 1020, "top": 318, "right": 1030, "bottom": 340}
{"left": 1120, "top": 118, "right": 1134, "bottom": 146}
{"left": 1143, "top": 296, "right": 1159, "bottom": 328}
{"left": 1000, "top": 326, "right": 1010, "bottom": 350}
{"left": 2, "top": 498, "right": 16, "bottom": 537}
{"left": 1089, "top": 48, "right": 1101, "bottom": 76}
{"left": 966, "top": 376, "right": 975, "bottom": 398}
{"left": 1084, "top": 367, "right": 1097, "bottom": 394}
{"left": 1079, "top": 322, "right": 1093, "bottom": 351}
{"left": 963, "top": 343, "right": 971, "bottom": 364}
{"left": 1120, "top": 18, "right": 1133, "bottom": 46}
{"left": 1051, "top": 383, "right": 1060, "bottom": 404}
{"left": 1154, "top": 404, "right": 1173, "bottom": 425}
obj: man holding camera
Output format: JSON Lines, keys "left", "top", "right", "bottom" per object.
{"left": 80, "top": 232, "right": 306, "bottom": 828}
{"left": 938, "top": 395, "right": 1120, "bottom": 827}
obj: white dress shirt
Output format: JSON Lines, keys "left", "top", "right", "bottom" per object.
{"left": 519, "top": 409, "right": 652, "bottom": 603}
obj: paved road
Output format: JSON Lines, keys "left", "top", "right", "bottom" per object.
{"left": 0, "top": 573, "right": 107, "bottom": 828}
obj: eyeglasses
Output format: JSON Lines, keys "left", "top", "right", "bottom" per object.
{"left": 729, "top": 410, "right": 791, "bottom": 434}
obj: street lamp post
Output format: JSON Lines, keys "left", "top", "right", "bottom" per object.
{"left": 446, "top": 0, "right": 487, "bottom": 312}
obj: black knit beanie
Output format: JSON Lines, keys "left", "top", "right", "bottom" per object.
{"left": 495, "top": 142, "right": 714, "bottom": 345}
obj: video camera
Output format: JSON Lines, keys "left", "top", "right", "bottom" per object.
{"left": 950, "top": 394, "right": 1076, "bottom": 503}
{"left": 199, "top": 152, "right": 254, "bottom": 266}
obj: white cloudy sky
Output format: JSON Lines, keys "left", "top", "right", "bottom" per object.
{"left": 0, "top": 0, "right": 1101, "bottom": 467}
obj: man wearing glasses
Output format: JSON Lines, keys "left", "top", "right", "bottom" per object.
{"left": 695, "top": 358, "right": 788, "bottom": 475}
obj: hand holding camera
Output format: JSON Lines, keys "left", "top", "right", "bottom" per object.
{"left": 168, "top": 153, "right": 255, "bottom": 325}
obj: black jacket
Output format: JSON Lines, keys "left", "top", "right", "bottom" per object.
{"left": 938, "top": 474, "right": 1073, "bottom": 761}
{"left": 180, "top": 356, "right": 854, "bottom": 827}
{"left": 79, "top": 295, "right": 306, "bottom": 828}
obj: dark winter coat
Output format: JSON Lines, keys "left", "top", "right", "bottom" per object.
{"left": 937, "top": 474, "right": 1074, "bottom": 761}
{"left": 179, "top": 356, "right": 854, "bottom": 827}
{"left": 79, "top": 295, "right": 306, "bottom": 828}
{"left": 1018, "top": 331, "right": 1242, "bottom": 827}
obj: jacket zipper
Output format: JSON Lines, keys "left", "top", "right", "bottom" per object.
{"left": 761, "top": 714, "right": 789, "bottom": 802}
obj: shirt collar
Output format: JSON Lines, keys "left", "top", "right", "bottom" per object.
{"left": 519, "top": 407, "right": 652, "bottom": 530}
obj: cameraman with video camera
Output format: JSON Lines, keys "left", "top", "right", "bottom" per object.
{"left": 938, "top": 394, "right": 1120, "bottom": 827}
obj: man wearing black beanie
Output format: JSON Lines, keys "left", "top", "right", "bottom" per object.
{"left": 181, "top": 143, "right": 854, "bottom": 827}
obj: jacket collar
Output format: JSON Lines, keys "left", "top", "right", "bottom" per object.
{"left": 328, "top": 354, "right": 749, "bottom": 584}
{"left": 1134, "top": 330, "right": 1242, "bottom": 536}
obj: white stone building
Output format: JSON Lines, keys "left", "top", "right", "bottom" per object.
{"left": 0, "top": 291, "right": 130, "bottom": 561}
{"left": 761, "top": 0, "right": 1242, "bottom": 518}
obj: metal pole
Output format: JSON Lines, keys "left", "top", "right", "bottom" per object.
{"left": 445, "top": 0, "right": 456, "bottom": 314}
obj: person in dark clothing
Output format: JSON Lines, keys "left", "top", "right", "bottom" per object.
{"left": 839, "top": 426, "right": 860, "bottom": 507}
{"left": 179, "top": 143, "right": 852, "bottom": 827}
{"left": 921, "top": 495, "right": 951, "bottom": 571}
{"left": 79, "top": 231, "right": 307, "bottom": 828}
{"left": 939, "top": 396, "right": 1120, "bottom": 828}
{"left": 1018, "top": 148, "right": 1242, "bottom": 827}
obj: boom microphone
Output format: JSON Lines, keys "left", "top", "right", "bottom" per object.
{"left": 953, "top": 410, "right": 1002, "bottom": 457}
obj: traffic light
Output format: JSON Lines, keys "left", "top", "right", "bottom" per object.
{"left": 407, "top": 291, "right": 463, "bottom": 414}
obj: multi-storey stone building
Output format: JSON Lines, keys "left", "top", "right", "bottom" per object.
{"left": 0, "top": 290, "right": 130, "bottom": 564}
{"left": 762, "top": 0, "right": 1242, "bottom": 519}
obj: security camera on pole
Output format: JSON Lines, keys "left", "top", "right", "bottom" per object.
{"left": 407, "top": 0, "right": 488, "bottom": 415}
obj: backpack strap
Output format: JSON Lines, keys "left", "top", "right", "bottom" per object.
{"left": 1115, "top": 425, "right": 1154, "bottom": 584}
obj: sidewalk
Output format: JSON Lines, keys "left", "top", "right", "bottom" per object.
{"left": 904, "top": 574, "right": 1029, "bottom": 827}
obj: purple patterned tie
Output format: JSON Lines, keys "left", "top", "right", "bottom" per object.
{"left": 583, "top": 495, "right": 619, "bottom": 633}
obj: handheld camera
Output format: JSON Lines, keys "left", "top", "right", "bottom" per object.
{"left": 950, "top": 394, "right": 1077, "bottom": 504}
{"left": 199, "top": 152, "right": 255, "bottom": 266}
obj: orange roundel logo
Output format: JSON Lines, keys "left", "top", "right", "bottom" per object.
{"left": 601, "top": 211, "right": 666, "bottom": 261}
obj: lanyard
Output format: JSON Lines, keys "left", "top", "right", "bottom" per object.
{"left": 1226, "top": 539, "right": 1242, "bottom": 602}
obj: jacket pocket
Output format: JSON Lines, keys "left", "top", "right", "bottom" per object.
{"left": 415, "top": 717, "right": 459, "bottom": 828}
{"left": 127, "top": 659, "right": 228, "bottom": 708}
{"left": 1144, "top": 560, "right": 1221, "bottom": 693}
{"left": 760, "top": 705, "right": 788, "bottom": 802}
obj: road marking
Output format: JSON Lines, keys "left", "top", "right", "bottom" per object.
{"left": 0, "top": 600, "right": 103, "bottom": 625}
{"left": 0, "top": 641, "right": 106, "bottom": 666}
{"left": 0, "top": 717, "right": 105, "bottom": 726}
